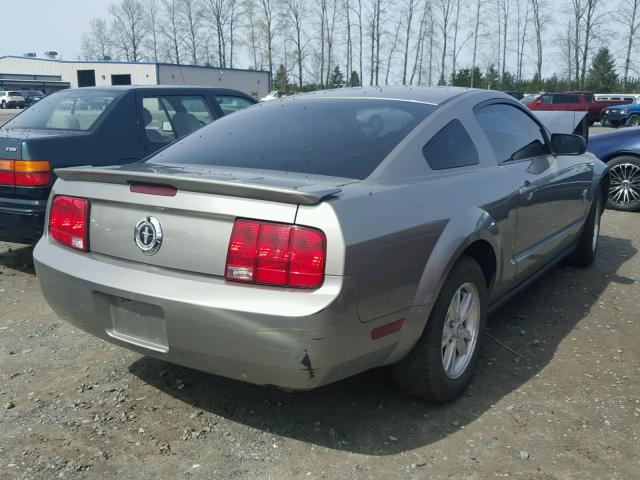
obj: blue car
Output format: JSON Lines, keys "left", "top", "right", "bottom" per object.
{"left": 588, "top": 128, "right": 640, "bottom": 211}
{"left": 602, "top": 98, "right": 640, "bottom": 128}
{"left": 0, "top": 85, "right": 256, "bottom": 243}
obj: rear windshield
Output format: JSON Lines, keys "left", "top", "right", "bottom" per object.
{"left": 149, "top": 98, "right": 435, "bottom": 179}
{"left": 3, "top": 89, "right": 122, "bottom": 131}
{"left": 8, "top": 92, "right": 21, "bottom": 97}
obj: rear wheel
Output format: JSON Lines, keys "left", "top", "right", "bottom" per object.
{"left": 626, "top": 115, "right": 640, "bottom": 127}
{"left": 392, "top": 257, "right": 487, "bottom": 403}
{"left": 607, "top": 156, "right": 640, "bottom": 211}
{"left": 0, "top": 101, "right": 5, "bottom": 109}
{"left": 567, "top": 191, "right": 602, "bottom": 267}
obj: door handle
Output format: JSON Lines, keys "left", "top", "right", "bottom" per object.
{"left": 519, "top": 180, "right": 535, "bottom": 198}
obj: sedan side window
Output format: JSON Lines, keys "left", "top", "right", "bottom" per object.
{"left": 142, "top": 97, "right": 176, "bottom": 144}
{"left": 475, "top": 104, "right": 550, "bottom": 162}
{"left": 215, "top": 96, "right": 254, "bottom": 115}
{"left": 142, "top": 95, "right": 214, "bottom": 144}
{"left": 422, "top": 120, "right": 479, "bottom": 170}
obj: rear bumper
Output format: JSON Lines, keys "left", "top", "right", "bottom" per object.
{"left": 33, "top": 239, "right": 404, "bottom": 390}
{"left": 0, "top": 198, "right": 46, "bottom": 243}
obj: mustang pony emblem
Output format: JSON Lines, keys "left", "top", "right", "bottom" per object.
{"left": 134, "top": 216, "right": 163, "bottom": 255}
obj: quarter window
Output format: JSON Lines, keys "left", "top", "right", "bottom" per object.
{"left": 475, "top": 104, "right": 550, "bottom": 162}
{"left": 423, "top": 120, "right": 479, "bottom": 170}
{"left": 215, "top": 96, "right": 254, "bottom": 115}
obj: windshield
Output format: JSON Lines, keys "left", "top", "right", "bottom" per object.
{"left": 521, "top": 96, "right": 536, "bottom": 105}
{"left": 3, "top": 89, "right": 122, "bottom": 131}
{"left": 149, "top": 98, "right": 436, "bottom": 180}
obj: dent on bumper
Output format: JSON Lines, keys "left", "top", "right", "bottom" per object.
{"left": 33, "top": 239, "right": 403, "bottom": 389}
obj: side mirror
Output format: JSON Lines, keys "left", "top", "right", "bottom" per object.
{"left": 551, "top": 133, "right": 586, "bottom": 155}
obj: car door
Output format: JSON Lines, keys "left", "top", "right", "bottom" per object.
{"left": 474, "top": 102, "right": 591, "bottom": 279}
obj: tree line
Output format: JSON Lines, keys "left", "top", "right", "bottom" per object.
{"left": 81, "top": 0, "right": 640, "bottom": 93}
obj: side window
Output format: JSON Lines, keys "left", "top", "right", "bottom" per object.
{"left": 142, "top": 97, "right": 176, "bottom": 144}
{"left": 566, "top": 95, "right": 580, "bottom": 104}
{"left": 422, "top": 120, "right": 479, "bottom": 170}
{"left": 475, "top": 104, "right": 550, "bottom": 162}
{"left": 540, "top": 95, "right": 552, "bottom": 104}
{"left": 215, "top": 96, "right": 254, "bottom": 115}
{"left": 551, "top": 94, "right": 566, "bottom": 104}
{"left": 142, "top": 95, "right": 214, "bottom": 144}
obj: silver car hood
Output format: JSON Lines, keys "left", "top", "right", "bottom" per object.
{"left": 55, "top": 163, "right": 353, "bottom": 205}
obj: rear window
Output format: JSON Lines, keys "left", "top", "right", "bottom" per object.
{"left": 8, "top": 92, "right": 21, "bottom": 97}
{"left": 3, "top": 89, "right": 122, "bottom": 131}
{"left": 148, "top": 98, "right": 435, "bottom": 179}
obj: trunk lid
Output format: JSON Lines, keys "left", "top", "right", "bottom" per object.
{"left": 54, "top": 163, "right": 349, "bottom": 276}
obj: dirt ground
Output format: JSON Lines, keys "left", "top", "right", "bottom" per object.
{"left": 0, "top": 210, "right": 638, "bottom": 480}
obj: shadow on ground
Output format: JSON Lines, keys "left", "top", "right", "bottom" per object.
{"left": 0, "top": 244, "right": 35, "bottom": 275}
{"left": 127, "top": 234, "right": 633, "bottom": 454}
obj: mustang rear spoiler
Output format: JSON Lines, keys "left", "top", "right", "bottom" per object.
{"left": 532, "top": 111, "right": 589, "bottom": 142}
{"left": 54, "top": 166, "right": 343, "bottom": 206}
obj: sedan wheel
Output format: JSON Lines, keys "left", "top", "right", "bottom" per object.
{"left": 626, "top": 115, "right": 640, "bottom": 127}
{"left": 441, "top": 283, "right": 480, "bottom": 379}
{"left": 608, "top": 157, "right": 640, "bottom": 211}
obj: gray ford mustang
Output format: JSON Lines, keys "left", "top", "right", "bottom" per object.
{"left": 34, "top": 87, "right": 608, "bottom": 403}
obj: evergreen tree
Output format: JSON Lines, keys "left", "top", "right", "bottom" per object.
{"left": 586, "top": 47, "right": 618, "bottom": 93}
{"left": 330, "top": 66, "right": 345, "bottom": 88}
{"left": 275, "top": 64, "right": 288, "bottom": 93}
{"left": 349, "top": 70, "right": 361, "bottom": 87}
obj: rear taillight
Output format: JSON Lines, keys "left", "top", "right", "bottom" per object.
{"left": 49, "top": 195, "right": 89, "bottom": 251}
{"left": 225, "top": 219, "right": 326, "bottom": 288}
{"left": 0, "top": 160, "right": 50, "bottom": 187}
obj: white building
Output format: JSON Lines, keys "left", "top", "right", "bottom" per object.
{"left": 0, "top": 56, "right": 270, "bottom": 99}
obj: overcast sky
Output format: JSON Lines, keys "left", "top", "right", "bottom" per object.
{"left": 2, "top": 0, "right": 112, "bottom": 60}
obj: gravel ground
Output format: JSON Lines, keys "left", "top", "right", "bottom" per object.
{"left": 0, "top": 211, "right": 639, "bottom": 479}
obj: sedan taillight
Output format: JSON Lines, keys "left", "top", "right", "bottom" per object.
{"left": 49, "top": 195, "right": 89, "bottom": 251}
{"left": 225, "top": 219, "right": 326, "bottom": 288}
{"left": 0, "top": 160, "right": 51, "bottom": 187}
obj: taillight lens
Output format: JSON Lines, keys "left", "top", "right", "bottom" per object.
{"left": 225, "top": 219, "right": 326, "bottom": 288}
{"left": 49, "top": 195, "right": 89, "bottom": 251}
{"left": 0, "top": 160, "right": 50, "bottom": 187}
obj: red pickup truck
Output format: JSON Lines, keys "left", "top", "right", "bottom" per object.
{"left": 526, "top": 91, "right": 631, "bottom": 125}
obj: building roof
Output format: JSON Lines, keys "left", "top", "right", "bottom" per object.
{"left": 0, "top": 55, "right": 269, "bottom": 75}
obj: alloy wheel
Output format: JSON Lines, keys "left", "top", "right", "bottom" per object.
{"left": 441, "top": 282, "right": 481, "bottom": 380}
{"left": 609, "top": 163, "right": 640, "bottom": 208}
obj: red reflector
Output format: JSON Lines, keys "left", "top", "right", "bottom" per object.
{"left": 371, "top": 319, "right": 405, "bottom": 340}
{"left": 49, "top": 196, "right": 89, "bottom": 251}
{"left": 130, "top": 183, "right": 177, "bottom": 196}
{"left": 225, "top": 219, "right": 326, "bottom": 288}
{"left": 15, "top": 171, "right": 51, "bottom": 186}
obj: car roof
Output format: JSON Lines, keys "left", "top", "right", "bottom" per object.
{"left": 293, "top": 86, "right": 478, "bottom": 106}
{"left": 57, "top": 85, "right": 254, "bottom": 96}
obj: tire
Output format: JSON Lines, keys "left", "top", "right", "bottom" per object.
{"left": 566, "top": 191, "right": 602, "bottom": 267}
{"left": 626, "top": 115, "right": 640, "bottom": 127}
{"left": 0, "top": 101, "right": 5, "bottom": 109}
{"left": 392, "top": 256, "right": 488, "bottom": 403}
{"left": 607, "top": 156, "right": 640, "bottom": 211}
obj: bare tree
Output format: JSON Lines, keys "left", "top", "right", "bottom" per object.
{"left": 410, "top": 0, "right": 428, "bottom": 85}
{"left": 470, "top": 0, "right": 482, "bottom": 87}
{"left": 434, "top": 0, "right": 453, "bottom": 85}
{"left": 579, "top": 0, "right": 601, "bottom": 88}
{"left": 227, "top": 0, "right": 241, "bottom": 67}
{"left": 205, "top": 0, "right": 230, "bottom": 67}
{"left": 144, "top": 0, "right": 161, "bottom": 61}
{"left": 499, "top": 0, "right": 509, "bottom": 86}
{"left": 619, "top": 0, "right": 640, "bottom": 90}
{"left": 530, "top": 0, "right": 545, "bottom": 89}
{"left": 160, "top": 0, "right": 184, "bottom": 64}
{"left": 244, "top": 0, "right": 263, "bottom": 69}
{"left": 344, "top": 0, "right": 353, "bottom": 80}
{"left": 109, "top": 0, "right": 147, "bottom": 62}
{"left": 401, "top": 0, "right": 417, "bottom": 85}
{"left": 356, "top": 0, "right": 364, "bottom": 85}
{"left": 257, "top": 0, "right": 277, "bottom": 78}
{"left": 181, "top": 0, "right": 203, "bottom": 65}
{"left": 319, "top": 0, "right": 327, "bottom": 87}
{"left": 384, "top": 14, "right": 402, "bottom": 85}
{"left": 81, "top": 18, "right": 113, "bottom": 61}
{"left": 571, "top": 0, "right": 586, "bottom": 86}
{"left": 325, "top": 0, "right": 338, "bottom": 87}
{"left": 515, "top": 0, "right": 530, "bottom": 82}
{"left": 284, "top": 0, "right": 308, "bottom": 88}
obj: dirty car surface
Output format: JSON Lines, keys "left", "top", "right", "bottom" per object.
{"left": 33, "top": 87, "right": 609, "bottom": 403}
